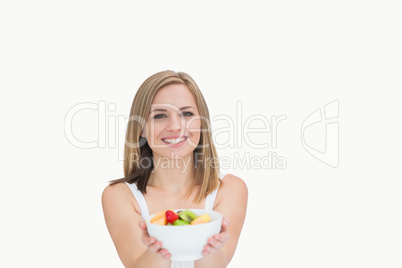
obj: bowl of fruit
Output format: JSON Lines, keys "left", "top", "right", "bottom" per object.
{"left": 146, "top": 209, "right": 223, "bottom": 261}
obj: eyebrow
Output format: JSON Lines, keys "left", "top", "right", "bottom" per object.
{"left": 151, "top": 106, "right": 195, "bottom": 112}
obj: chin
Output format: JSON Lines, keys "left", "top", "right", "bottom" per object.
{"left": 170, "top": 150, "right": 194, "bottom": 159}
{"left": 158, "top": 147, "right": 195, "bottom": 160}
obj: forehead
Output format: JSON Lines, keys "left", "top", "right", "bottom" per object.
{"left": 152, "top": 84, "right": 197, "bottom": 109}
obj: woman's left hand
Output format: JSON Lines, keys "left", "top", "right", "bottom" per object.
{"left": 202, "top": 217, "right": 230, "bottom": 257}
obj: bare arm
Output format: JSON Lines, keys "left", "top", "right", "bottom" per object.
{"left": 101, "top": 183, "right": 172, "bottom": 268}
{"left": 195, "top": 175, "right": 248, "bottom": 268}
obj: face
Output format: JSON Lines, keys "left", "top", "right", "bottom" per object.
{"left": 142, "top": 84, "right": 201, "bottom": 159}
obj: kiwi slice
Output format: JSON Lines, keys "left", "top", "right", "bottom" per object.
{"left": 178, "top": 210, "right": 198, "bottom": 223}
{"left": 173, "top": 219, "right": 190, "bottom": 226}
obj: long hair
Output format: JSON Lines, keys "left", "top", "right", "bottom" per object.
{"left": 109, "top": 70, "right": 220, "bottom": 203}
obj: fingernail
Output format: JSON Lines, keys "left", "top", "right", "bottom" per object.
{"left": 150, "top": 238, "right": 155, "bottom": 243}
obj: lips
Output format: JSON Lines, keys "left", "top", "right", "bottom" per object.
{"left": 161, "top": 136, "right": 188, "bottom": 147}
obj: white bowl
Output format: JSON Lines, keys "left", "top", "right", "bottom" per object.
{"left": 146, "top": 209, "right": 223, "bottom": 261}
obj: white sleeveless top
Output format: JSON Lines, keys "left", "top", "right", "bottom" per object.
{"left": 125, "top": 171, "right": 227, "bottom": 268}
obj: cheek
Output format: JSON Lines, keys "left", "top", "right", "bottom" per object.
{"left": 143, "top": 121, "right": 163, "bottom": 139}
{"left": 186, "top": 118, "right": 202, "bottom": 133}
{"left": 187, "top": 119, "right": 201, "bottom": 147}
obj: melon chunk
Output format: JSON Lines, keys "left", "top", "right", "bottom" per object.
{"left": 191, "top": 213, "right": 211, "bottom": 225}
{"left": 153, "top": 216, "right": 167, "bottom": 225}
{"left": 151, "top": 210, "right": 166, "bottom": 223}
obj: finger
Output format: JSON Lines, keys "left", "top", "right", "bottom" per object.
{"left": 202, "top": 244, "right": 215, "bottom": 256}
{"left": 157, "top": 248, "right": 171, "bottom": 259}
{"left": 208, "top": 237, "right": 222, "bottom": 245}
{"left": 218, "top": 217, "right": 230, "bottom": 233}
{"left": 148, "top": 241, "right": 163, "bottom": 253}
{"left": 139, "top": 220, "right": 147, "bottom": 230}
{"left": 222, "top": 217, "right": 230, "bottom": 227}
{"left": 220, "top": 217, "right": 230, "bottom": 232}
{"left": 208, "top": 236, "right": 226, "bottom": 250}
{"left": 139, "top": 222, "right": 153, "bottom": 245}
{"left": 213, "top": 230, "right": 230, "bottom": 243}
{"left": 143, "top": 236, "right": 157, "bottom": 247}
{"left": 207, "top": 237, "right": 219, "bottom": 249}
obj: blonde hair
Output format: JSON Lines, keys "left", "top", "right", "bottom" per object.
{"left": 110, "top": 70, "right": 220, "bottom": 203}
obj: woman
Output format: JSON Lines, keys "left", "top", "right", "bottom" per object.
{"left": 102, "top": 70, "right": 248, "bottom": 268}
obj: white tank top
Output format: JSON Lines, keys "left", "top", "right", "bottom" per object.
{"left": 125, "top": 171, "right": 227, "bottom": 268}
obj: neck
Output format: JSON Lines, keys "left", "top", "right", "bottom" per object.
{"left": 148, "top": 153, "right": 195, "bottom": 192}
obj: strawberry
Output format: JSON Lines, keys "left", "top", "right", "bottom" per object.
{"left": 165, "top": 210, "right": 179, "bottom": 224}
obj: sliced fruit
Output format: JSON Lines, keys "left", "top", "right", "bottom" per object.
{"left": 191, "top": 213, "right": 211, "bottom": 225}
{"left": 151, "top": 210, "right": 166, "bottom": 223}
{"left": 178, "top": 210, "right": 198, "bottom": 223}
{"left": 165, "top": 210, "right": 179, "bottom": 224}
{"left": 153, "top": 216, "right": 167, "bottom": 225}
{"left": 173, "top": 219, "right": 190, "bottom": 226}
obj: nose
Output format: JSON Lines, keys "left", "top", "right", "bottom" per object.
{"left": 166, "top": 113, "right": 183, "bottom": 132}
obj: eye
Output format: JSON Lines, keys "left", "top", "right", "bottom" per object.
{"left": 181, "top": 111, "right": 194, "bottom": 117}
{"left": 153, "top": 114, "right": 166, "bottom": 119}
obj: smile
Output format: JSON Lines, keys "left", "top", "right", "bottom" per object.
{"left": 161, "top": 136, "right": 188, "bottom": 146}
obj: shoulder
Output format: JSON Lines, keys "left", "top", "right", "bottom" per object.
{"left": 215, "top": 174, "right": 248, "bottom": 208}
{"left": 102, "top": 182, "right": 141, "bottom": 215}
{"left": 220, "top": 174, "right": 248, "bottom": 194}
{"left": 102, "top": 182, "right": 130, "bottom": 201}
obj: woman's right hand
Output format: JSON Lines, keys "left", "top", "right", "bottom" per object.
{"left": 139, "top": 220, "right": 172, "bottom": 260}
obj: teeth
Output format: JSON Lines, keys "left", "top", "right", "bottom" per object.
{"left": 163, "top": 137, "right": 186, "bottom": 145}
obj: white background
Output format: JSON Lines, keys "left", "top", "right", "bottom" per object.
{"left": 1, "top": 0, "right": 401, "bottom": 267}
